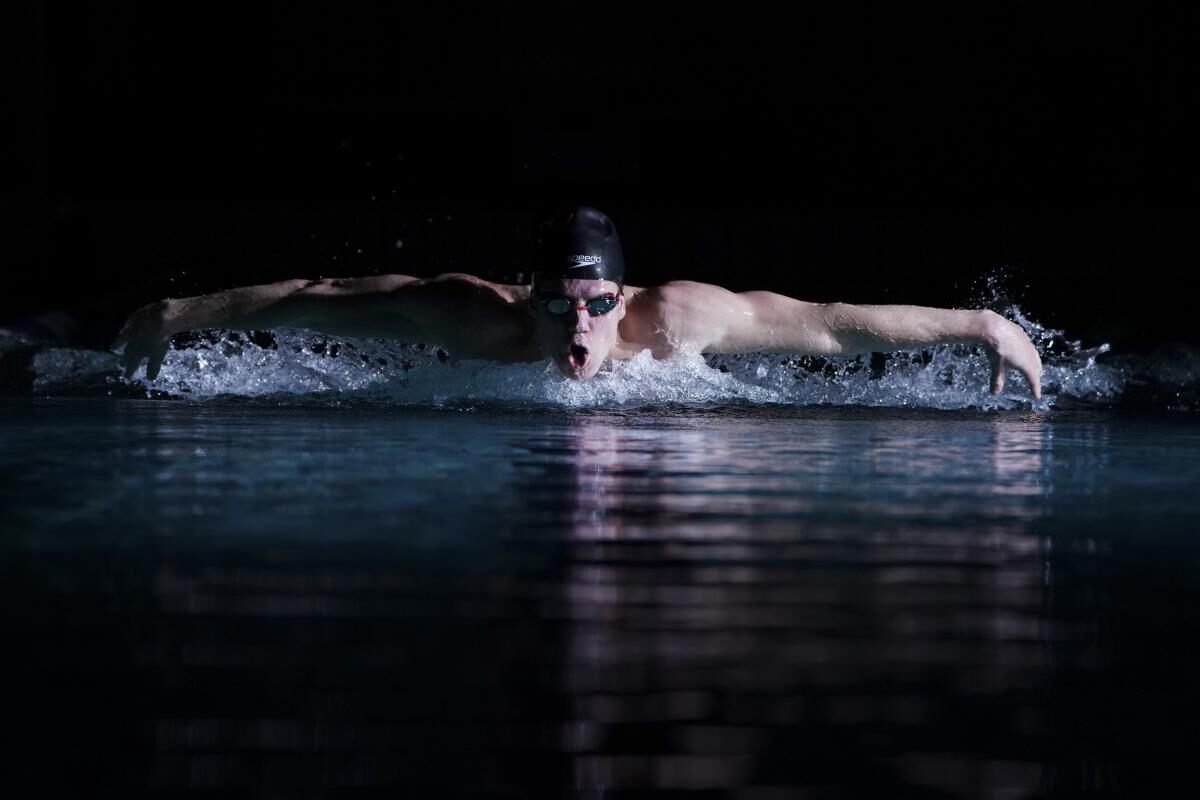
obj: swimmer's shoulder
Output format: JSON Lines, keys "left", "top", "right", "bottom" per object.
{"left": 619, "top": 281, "right": 737, "bottom": 355}
{"left": 622, "top": 281, "right": 717, "bottom": 314}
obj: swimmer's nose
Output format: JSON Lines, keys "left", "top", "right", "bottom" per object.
{"left": 571, "top": 305, "right": 591, "bottom": 332}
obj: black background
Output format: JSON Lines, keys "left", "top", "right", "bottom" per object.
{"left": 6, "top": 2, "right": 1199, "bottom": 351}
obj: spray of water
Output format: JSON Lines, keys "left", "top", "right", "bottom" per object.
{"left": 26, "top": 291, "right": 1136, "bottom": 410}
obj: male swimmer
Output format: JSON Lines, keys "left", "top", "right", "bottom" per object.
{"left": 115, "top": 207, "right": 1042, "bottom": 398}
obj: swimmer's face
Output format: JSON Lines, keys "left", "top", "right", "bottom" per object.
{"left": 531, "top": 278, "right": 625, "bottom": 380}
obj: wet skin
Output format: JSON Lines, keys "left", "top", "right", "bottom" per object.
{"left": 114, "top": 272, "right": 1043, "bottom": 397}
{"left": 531, "top": 279, "right": 626, "bottom": 380}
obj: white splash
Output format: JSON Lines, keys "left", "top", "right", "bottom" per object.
{"left": 28, "top": 302, "right": 1129, "bottom": 410}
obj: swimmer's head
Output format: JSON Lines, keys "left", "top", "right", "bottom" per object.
{"left": 531, "top": 276, "right": 625, "bottom": 381}
{"left": 530, "top": 208, "right": 626, "bottom": 381}
{"left": 532, "top": 207, "right": 625, "bottom": 289}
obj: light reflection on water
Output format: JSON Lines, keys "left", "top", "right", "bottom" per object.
{"left": 3, "top": 398, "right": 1198, "bottom": 797}
{"left": 528, "top": 416, "right": 1053, "bottom": 795}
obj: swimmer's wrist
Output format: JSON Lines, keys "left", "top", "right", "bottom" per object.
{"left": 159, "top": 295, "right": 210, "bottom": 336}
{"left": 972, "top": 309, "right": 1004, "bottom": 347}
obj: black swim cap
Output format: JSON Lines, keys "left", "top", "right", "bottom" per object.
{"left": 532, "top": 207, "right": 625, "bottom": 287}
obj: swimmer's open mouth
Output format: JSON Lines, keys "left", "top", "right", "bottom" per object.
{"left": 568, "top": 344, "right": 589, "bottom": 370}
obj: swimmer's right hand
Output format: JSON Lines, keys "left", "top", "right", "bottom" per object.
{"left": 112, "top": 298, "right": 180, "bottom": 380}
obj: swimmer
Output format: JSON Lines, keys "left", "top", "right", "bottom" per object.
{"left": 114, "top": 207, "right": 1043, "bottom": 398}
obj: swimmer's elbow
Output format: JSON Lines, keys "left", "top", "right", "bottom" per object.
{"left": 272, "top": 279, "right": 375, "bottom": 331}
{"left": 739, "top": 297, "right": 844, "bottom": 355}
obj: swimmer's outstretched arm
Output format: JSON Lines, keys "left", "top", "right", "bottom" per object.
{"left": 645, "top": 281, "right": 1043, "bottom": 398}
{"left": 112, "top": 274, "right": 492, "bottom": 380}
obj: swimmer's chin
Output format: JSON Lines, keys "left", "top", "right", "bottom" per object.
{"left": 551, "top": 344, "right": 604, "bottom": 380}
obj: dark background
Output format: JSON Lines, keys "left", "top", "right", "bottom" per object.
{"left": 6, "top": 2, "right": 1199, "bottom": 351}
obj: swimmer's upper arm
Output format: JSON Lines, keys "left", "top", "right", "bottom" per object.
{"left": 282, "top": 273, "right": 520, "bottom": 342}
{"left": 653, "top": 282, "right": 840, "bottom": 355}
{"left": 276, "top": 275, "right": 427, "bottom": 338}
{"left": 718, "top": 291, "right": 842, "bottom": 354}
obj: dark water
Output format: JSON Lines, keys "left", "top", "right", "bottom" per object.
{"left": 3, "top": 397, "right": 1199, "bottom": 798}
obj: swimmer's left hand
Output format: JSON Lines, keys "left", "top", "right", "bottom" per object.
{"left": 112, "top": 298, "right": 177, "bottom": 381}
{"left": 979, "top": 310, "right": 1042, "bottom": 399}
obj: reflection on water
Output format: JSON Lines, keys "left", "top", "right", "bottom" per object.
{"left": 524, "top": 416, "right": 1052, "bottom": 796}
{"left": 3, "top": 399, "right": 1199, "bottom": 797}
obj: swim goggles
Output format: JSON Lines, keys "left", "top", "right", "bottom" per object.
{"left": 536, "top": 293, "right": 621, "bottom": 316}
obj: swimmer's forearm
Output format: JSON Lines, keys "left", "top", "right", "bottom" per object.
{"left": 703, "top": 288, "right": 997, "bottom": 356}
{"left": 165, "top": 280, "right": 316, "bottom": 334}
{"left": 115, "top": 274, "right": 435, "bottom": 379}
{"left": 818, "top": 303, "right": 994, "bottom": 354}
{"left": 818, "top": 302, "right": 1043, "bottom": 398}
{"left": 163, "top": 276, "right": 414, "bottom": 338}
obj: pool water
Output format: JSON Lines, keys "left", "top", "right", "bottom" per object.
{"left": 4, "top": 394, "right": 1199, "bottom": 798}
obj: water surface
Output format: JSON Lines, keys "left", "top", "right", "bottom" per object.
{"left": 4, "top": 397, "right": 1198, "bottom": 797}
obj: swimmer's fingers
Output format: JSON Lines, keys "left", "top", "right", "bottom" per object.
{"left": 1019, "top": 357, "right": 1042, "bottom": 400}
{"left": 118, "top": 335, "right": 169, "bottom": 381}
{"left": 147, "top": 342, "right": 169, "bottom": 381}
{"left": 120, "top": 340, "right": 169, "bottom": 381}
{"left": 982, "top": 312, "right": 1043, "bottom": 400}
{"left": 1007, "top": 332, "right": 1043, "bottom": 400}
{"left": 121, "top": 348, "right": 142, "bottom": 380}
{"left": 987, "top": 349, "right": 1006, "bottom": 395}
{"left": 987, "top": 349, "right": 1044, "bottom": 399}
{"left": 113, "top": 300, "right": 175, "bottom": 381}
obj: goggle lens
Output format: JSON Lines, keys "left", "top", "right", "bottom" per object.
{"left": 540, "top": 294, "right": 619, "bottom": 316}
